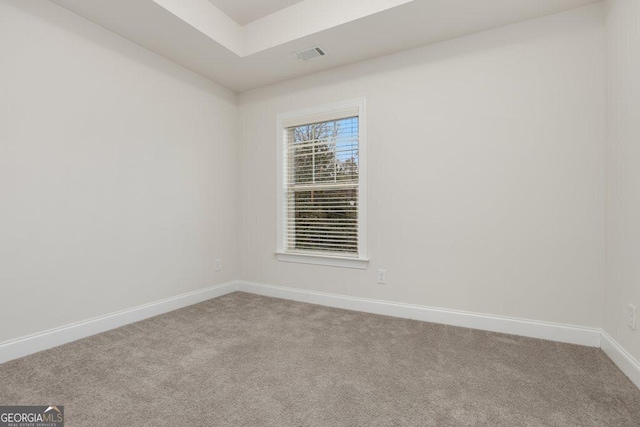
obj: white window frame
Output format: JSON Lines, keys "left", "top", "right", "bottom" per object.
{"left": 275, "top": 98, "right": 368, "bottom": 269}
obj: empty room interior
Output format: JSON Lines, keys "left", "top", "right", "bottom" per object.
{"left": 1, "top": 0, "right": 640, "bottom": 425}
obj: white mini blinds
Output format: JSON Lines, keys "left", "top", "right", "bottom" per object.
{"left": 279, "top": 100, "right": 366, "bottom": 261}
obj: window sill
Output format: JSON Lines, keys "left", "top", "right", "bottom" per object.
{"left": 275, "top": 252, "right": 369, "bottom": 269}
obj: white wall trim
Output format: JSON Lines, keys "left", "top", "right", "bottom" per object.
{"left": 601, "top": 331, "right": 640, "bottom": 389}
{"left": 275, "top": 252, "right": 369, "bottom": 269}
{"left": 0, "top": 281, "right": 239, "bottom": 364}
{"left": 6, "top": 279, "right": 639, "bottom": 392}
{"left": 276, "top": 97, "right": 368, "bottom": 263}
{"left": 237, "top": 281, "right": 602, "bottom": 347}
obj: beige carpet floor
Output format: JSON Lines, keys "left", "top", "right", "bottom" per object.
{"left": 1, "top": 292, "right": 639, "bottom": 426}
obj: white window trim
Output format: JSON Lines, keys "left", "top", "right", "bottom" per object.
{"left": 275, "top": 97, "right": 368, "bottom": 269}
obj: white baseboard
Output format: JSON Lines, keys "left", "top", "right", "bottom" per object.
{"left": 601, "top": 331, "right": 640, "bottom": 389}
{"left": 237, "top": 281, "right": 602, "bottom": 347}
{"left": 6, "top": 278, "right": 637, "bottom": 392}
{"left": 0, "top": 281, "right": 239, "bottom": 364}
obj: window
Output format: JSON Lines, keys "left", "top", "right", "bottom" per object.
{"left": 276, "top": 98, "right": 368, "bottom": 269}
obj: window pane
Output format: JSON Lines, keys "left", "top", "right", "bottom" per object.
{"left": 288, "top": 188, "right": 358, "bottom": 254}
{"left": 290, "top": 117, "right": 359, "bottom": 186}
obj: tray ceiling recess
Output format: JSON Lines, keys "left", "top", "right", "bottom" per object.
{"left": 206, "top": 0, "right": 305, "bottom": 26}
{"left": 49, "top": 0, "right": 600, "bottom": 91}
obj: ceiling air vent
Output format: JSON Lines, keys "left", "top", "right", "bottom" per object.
{"left": 292, "top": 46, "right": 326, "bottom": 62}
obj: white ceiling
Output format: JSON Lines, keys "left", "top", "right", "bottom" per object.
{"left": 49, "top": 0, "right": 600, "bottom": 93}
{"left": 207, "top": 0, "right": 304, "bottom": 25}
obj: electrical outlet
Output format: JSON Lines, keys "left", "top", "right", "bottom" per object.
{"left": 215, "top": 259, "right": 222, "bottom": 272}
{"left": 377, "top": 269, "right": 387, "bottom": 284}
{"left": 627, "top": 304, "right": 637, "bottom": 331}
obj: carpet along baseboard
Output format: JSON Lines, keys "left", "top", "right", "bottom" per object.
{"left": 5, "top": 279, "right": 638, "bottom": 391}
{"left": 236, "top": 281, "right": 602, "bottom": 347}
{"left": 601, "top": 332, "right": 640, "bottom": 389}
{"left": 237, "top": 282, "right": 640, "bottom": 389}
{"left": 0, "top": 281, "right": 239, "bottom": 364}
